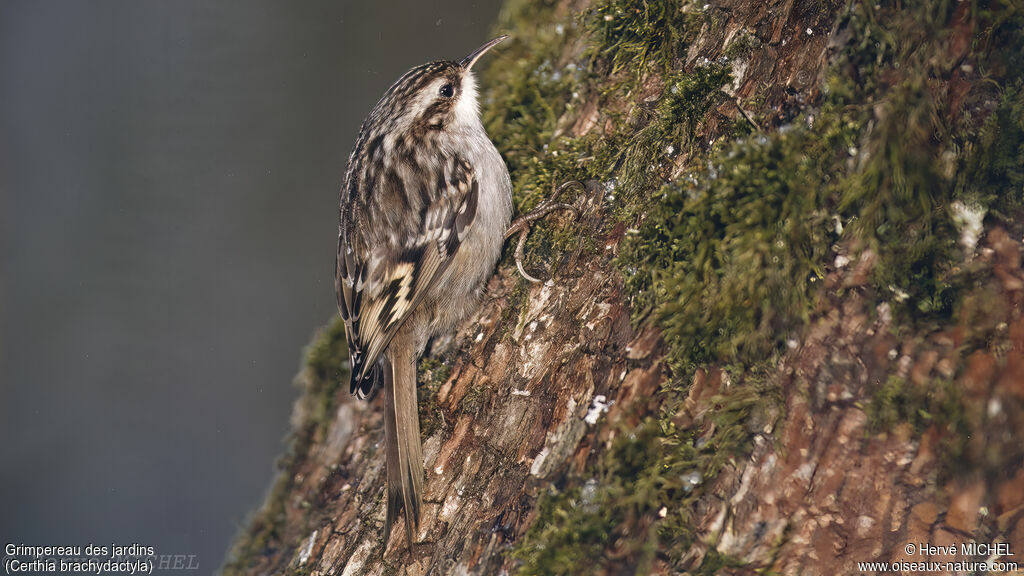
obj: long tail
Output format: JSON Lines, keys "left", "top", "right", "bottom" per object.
{"left": 382, "top": 341, "right": 423, "bottom": 549}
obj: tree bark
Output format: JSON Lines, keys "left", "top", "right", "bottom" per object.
{"left": 224, "top": 0, "right": 1024, "bottom": 574}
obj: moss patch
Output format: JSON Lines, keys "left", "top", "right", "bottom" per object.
{"left": 586, "top": 0, "right": 693, "bottom": 75}
{"left": 866, "top": 376, "right": 967, "bottom": 436}
{"left": 495, "top": 0, "right": 1024, "bottom": 571}
{"left": 483, "top": 0, "right": 736, "bottom": 283}
{"left": 864, "top": 375, "right": 970, "bottom": 477}
{"left": 961, "top": 82, "right": 1024, "bottom": 219}
{"left": 483, "top": 0, "right": 585, "bottom": 213}
{"left": 303, "top": 317, "right": 350, "bottom": 432}
{"left": 512, "top": 377, "right": 778, "bottom": 573}
{"left": 621, "top": 123, "right": 840, "bottom": 372}
{"left": 622, "top": 0, "right": 1024, "bottom": 370}
{"left": 417, "top": 357, "right": 451, "bottom": 437}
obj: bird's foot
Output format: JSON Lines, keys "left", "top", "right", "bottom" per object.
{"left": 505, "top": 181, "right": 583, "bottom": 283}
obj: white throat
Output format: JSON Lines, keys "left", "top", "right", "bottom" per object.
{"left": 452, "top": 72, "right": 482, "bottom": 132}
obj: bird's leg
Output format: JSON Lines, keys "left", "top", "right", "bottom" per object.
{"left": 505, "top": 180, "right": 582, "bottom": 283}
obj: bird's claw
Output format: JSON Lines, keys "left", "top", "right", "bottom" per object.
{"left": 505, "top": 181, "right": 583, "bottom": 283}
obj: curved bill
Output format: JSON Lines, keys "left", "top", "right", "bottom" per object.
{"left": 460, "top": 35, "right": 509, "bottom": 70}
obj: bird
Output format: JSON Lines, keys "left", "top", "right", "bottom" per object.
{"left": 335, "top": 35, "right": 515, "bottom": 550}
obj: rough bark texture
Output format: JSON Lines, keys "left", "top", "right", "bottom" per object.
{"left": 679, "top": 231, "right": 1024, "bottom": 573}
{"left": 224, "top": 0, "right": 1024, "bottom": 574}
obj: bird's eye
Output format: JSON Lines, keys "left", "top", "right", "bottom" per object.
{"left": 439, "top": 83, "right": 454, "bottom": 98}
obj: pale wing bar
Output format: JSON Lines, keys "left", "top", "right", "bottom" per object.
{"left": 336, "top": 155, "right": 478, "bottom": 398}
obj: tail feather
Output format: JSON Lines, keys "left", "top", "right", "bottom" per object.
{"left": 352, "top": 359, "right": 381, "bottom": 400}
{"left": 381, "top": 345, "right": 423, "bottom": 549}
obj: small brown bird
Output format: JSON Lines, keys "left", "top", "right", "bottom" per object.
{"left": 335, "top": 36, "right": 514, "bottom": 549}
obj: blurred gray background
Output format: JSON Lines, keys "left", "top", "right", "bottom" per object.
{"left": 0, "top": 0, "right": 501, "bottom": 571}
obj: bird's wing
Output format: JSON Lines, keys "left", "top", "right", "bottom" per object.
{"left": 336, "top": 154, "right": 479, "bottom": 397}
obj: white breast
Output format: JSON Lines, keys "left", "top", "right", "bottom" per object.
{"left": 425, "top": 127, "right": 512, "bottom": 335}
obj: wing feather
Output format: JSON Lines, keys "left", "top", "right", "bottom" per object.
{"left": 337, "top": 153, "right": 478, "bottom": 398}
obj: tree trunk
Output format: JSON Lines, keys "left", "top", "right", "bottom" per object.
{"left": 224, "top": 0, "right": 1024, "bottom": 574}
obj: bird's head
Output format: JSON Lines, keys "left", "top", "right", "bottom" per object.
{"left": 370, "top": 35, "right": 508, "bottom": 136}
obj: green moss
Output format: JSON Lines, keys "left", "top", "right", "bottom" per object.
{"left": 499, "top": 277, "right": 531, "bottom": 339}
{"left": 418, "top": 356, "right": 451, "bottom": 387}
{"left": 960, "top": 82, "right": 1024, "bottom": 218}
{"left": 622, "top": 123, "right": 840, "bottom": 372}
{"left": 586, "top": 0, "right": 693, "bottom": 75}
{"left": 483, "top": 1, "right": 769, "bottom": 572}
{"left": 489, "top": 0, "right": 1024, "bottom": 572}
{"left": 483, "top": 0, "right": 584, "bottom": 213}
{"left": 722, "top": 29, "right": 759, "bottom": 60}
{"left": 512, "top": 376, "right": 778, "bottom": 574}
{"left": 512, "top": 484, "right": 611, "bottom": 575}
{"left": 417, "top": 357, "right": 451, "bottom": 436}
{"left": 809, "top": 2, "right": 963, "bottom": 321}
{"left": 693, "top": 548, "right": 750, "bottom": 575}
{"left": 830, "top": 0, "right": 1024, "bottom": 321}
{"left": 460, "top": 381, "right": 489, "bottom": 415}
{"left": 605, "top": 63, "right": 735, "bottom": 212}
{"left": 483, "top": 0, "right": 736, "bottom": 279}
{"left": 836, "top": 75, "right": 962, "bottom": 317}
{"left": 865, "top": 375, "right": 970, "bottom": 475}
{"left": 619, "top": 0, "right": 1024, "bottom": 377}
{"left": 303, "top": 317, "right": 350, "bottom": 432}
{"left": 963, "top": 0, "right": 1024, "bottom": 93}
{"left": 491, "top": 59, "right": 735, "bottom": 277}
{"left": 868, "top": 376, "right": 955, "bottom": 433}
{"left": 482, "top": 1, "right": 595, "bottom": 276}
